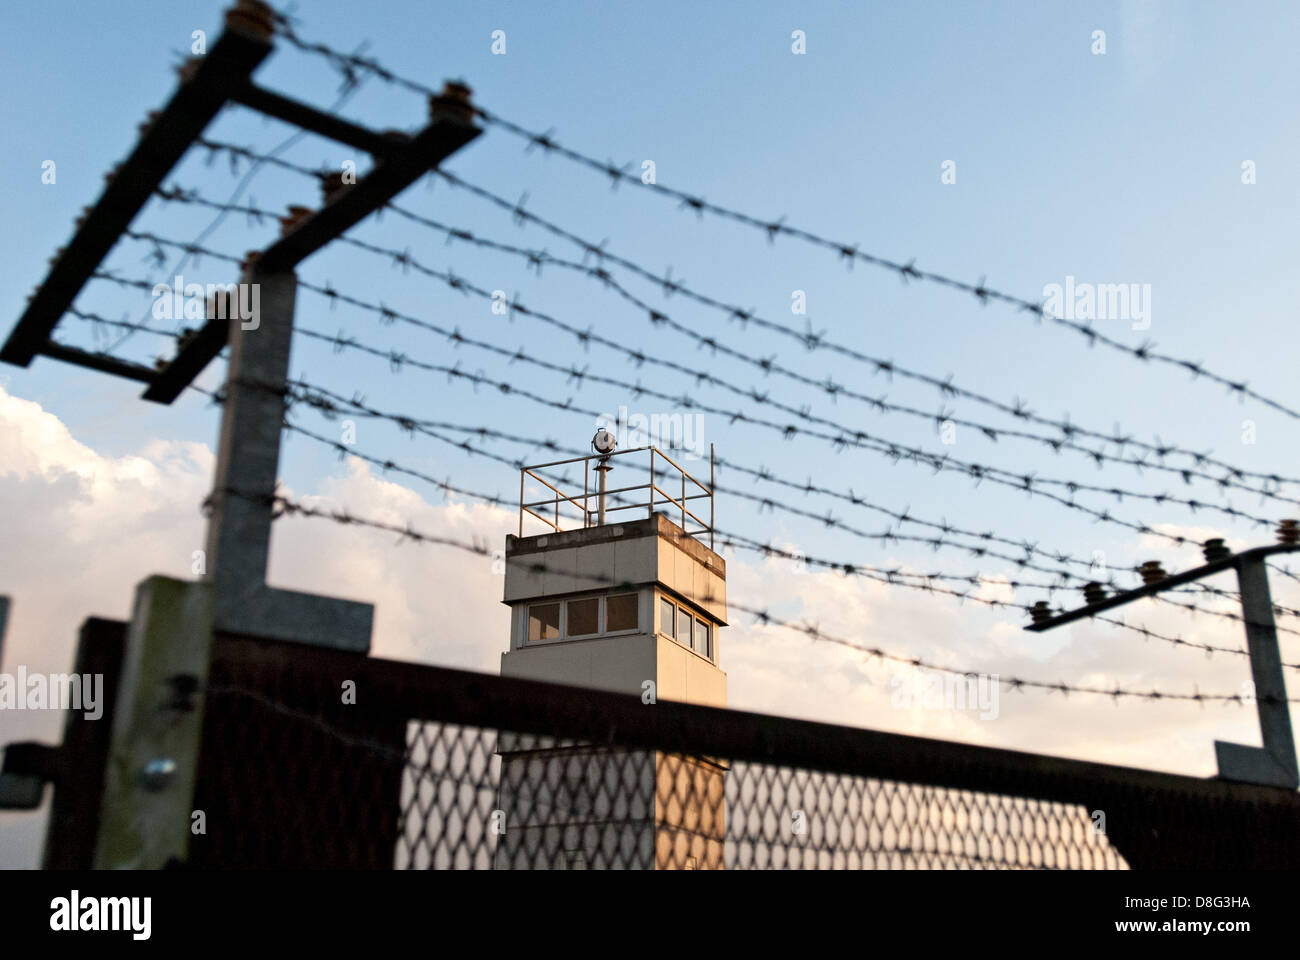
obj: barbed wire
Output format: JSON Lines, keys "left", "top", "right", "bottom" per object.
{"left": 275, "top": 352, "right": 1293, "bottom": 620}
{"left": 187, "top": 376, "right": 1298, "bottom": 663}
{"left": 64, "top": 308, "right": 181, "bottom": 345}
{"left": 1271, "top": 563, "right": 1300, "bottom": 586}
{"left": 115, "top": 226, "right": 1292, "bottom": 547}
{"left": 70, "top": 278, "right": 1297, "bottom": 635}
{"left": 268, "top": 8, "right": 441, "bottom": 100}
{"left": 86, "top": 266, "right": 1300, "bottom": 632}
{"left": 65, "top": 300, "right": 1289, "bottom": 624}
{"left": 148, "top": 165, "right": 1300, "bottom": 612}
{"left": 276, "top": 375, "right": 1300, "bottom": 628}
{"left": 277, "top": 378, "right": 1090, "bottom": 584}
{"left": 259, "top": 18, "right": 1300, "bottom": 426}
{"left": 278, "top": 375, "right": 1293, "bottom": 627}
{"left": 276, "top": 372, "right": 1300, "bottom": 622}
{"left": 152, "top": 178, "right": 1300, "bottom": 511}
{"left": 287, "top": 289, "right": 1278, "bottom": 549}
{"left": 193, "top": 135, "right": 326, "bottom": 181}
{"left": 305, "top": 239, "right": 1298, "bottom": 536}
{"left": 425, "top": 170, "right": 1300, "bottom": 494}
{"left": 217, "top": 482, "right": 1299, "bottom": 703}
{"left": 106, "top": 74, "right": 366, "bottom": 357}
{"left": 88, "top": 258, "right": 1294, "bottom": 592}
{"left": 719, "top": 528, "right": 1300, "bottom": 647}
{"left": 152, "top": 162, "right": 1300, "bottom": 504}
{"left": 472, "top": 121, "right": 1300, "bottom": 423}
{"left": 229, "top": 23, "right": 1300, "bottom": 608}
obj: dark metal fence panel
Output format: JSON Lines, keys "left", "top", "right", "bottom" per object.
{"left": 42, "top": 618, "right": 128, "bottom": 869}
{"left": 192, "top": 634, "right": 1300, "bottom": 869}
{"left": 193, "top": 634, "right": 407, "bottom": 868}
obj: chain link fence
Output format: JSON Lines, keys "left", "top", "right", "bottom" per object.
{"left": 17, "top": 626, "right": 1298, "bottom": 869}
{"left": 176, "top": 632, "right": 1300, "bottom": 870}
{"left": 396, "top": 720, "right": 1125, "bottom": 869}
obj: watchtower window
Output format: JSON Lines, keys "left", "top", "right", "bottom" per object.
{"left": 675, "top": 606, "right": 692, "bottom": 648}
{"left": 606, "top": 593, "right": 638, "bottom": 632}
{"left": 566, "top": 597, "right": 599, "bottom": 637}
{"left": 528, "top": 603, "right": 560, "bottom": 642}
{"left": 656, "top": 595, "right": 715, "bottom": 661}
{"left": 693, "top": 618, "right": 711, "bottom": 658}
{"left": 659, "top": 597, "right": 675, "bottom": 638}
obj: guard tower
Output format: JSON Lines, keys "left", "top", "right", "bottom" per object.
{"left": 495, "top": 435, "right": 727, "bottom": 869}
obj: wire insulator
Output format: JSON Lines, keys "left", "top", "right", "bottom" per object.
{"left": 278, "top": 205, "right": 313, "bottom": 236}
{"left": 430, "top": 80, "right": 474, "bottom": 123}
{"left": 1139, "top": 561, "right": 1168, "bottom": 586}
{"left": 1203, "top": 538, "right": 1231, "bottom": 563}
{"left": 224, "top": 0, "right": 275, "bottom": 38}
{"left": 321, "top": 171, "right": 349, "bottom": 205}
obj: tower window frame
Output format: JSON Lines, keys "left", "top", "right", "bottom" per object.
{"left": 524, "top": 591, "right": 643, "bottom": 645}
{"left": 565, "top": 597, "right": 600, "bottom": 638}
{"left": 605, "top": 592, "right": 640, "bottom": 634}
{"left": 656, "top": 593, "right": 716, "bottom": 663}
{"left": 527, "top": 602, "right": 561, "bottom": 643}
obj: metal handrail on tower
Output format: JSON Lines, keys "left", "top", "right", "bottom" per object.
{"left": 519, "top": 444, "right": 716, "bottom": 550}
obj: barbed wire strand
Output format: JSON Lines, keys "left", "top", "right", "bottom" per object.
{"left": 106, "top": 230, "right": 1295, "bottom": 549}
{"left": 270, "top": 374, "right": 1300, "bottom": 632}
{"left": 261, "top": 18, "right": 1300, "bottom": 426}
{"left": 80, "top": 271, "right": 1300, "bottom": 632}
{"left": 153, "top": 178, "right": 1300, "bottom": 509}
{"left": 215, "top": 482, "right": 1300, "bottom": 703}
{"left": 184, "top": 378, "right": 1300, "bottom": 662}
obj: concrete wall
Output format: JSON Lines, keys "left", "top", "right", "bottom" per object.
{"left": 504, "top": 514, "right": 727, "bottom": 625}
{"left": 500, "top": 632, "right": 659, "bottom": 697}
{"left": 499, "top": 632, "right": 726, "bottom": 706}
{"left": 656, "top": 635, "right": 726, "bottom": 707}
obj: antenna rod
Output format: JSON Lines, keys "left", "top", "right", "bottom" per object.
{"left": 597, "top": 458, "right": 609, "bottom": 525}
{"left": 590, "top": 428, "right": 617, "bottom": 526}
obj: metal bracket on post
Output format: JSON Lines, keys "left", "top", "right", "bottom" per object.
{"left": 203, "top": 262, "right": 373, "bottom": 651}
{"left": 1025, "top": 537, "right": 1300, "bottom": 789}
{"left": 1214, "top": 556, "right": 1299, "bottom": 788}
{"left": 197, "top": 85, "right": 480, "bottom": 650}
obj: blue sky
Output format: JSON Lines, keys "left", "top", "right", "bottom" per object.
{"left": 3, "top": 2, "right": 1300, "bottom": 779}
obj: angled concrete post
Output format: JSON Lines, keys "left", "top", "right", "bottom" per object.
{"left": 1214, "top": 557, "right": 1299, "bottom": 787}
{"left": 203, "top": 261, "right": 373, "bottom": 651}
{"left": 93, "top": 260, "right": 375, "bottom": 867}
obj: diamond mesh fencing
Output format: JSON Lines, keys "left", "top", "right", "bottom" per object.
{"left": 174, "top": 633, "right": 1298, "bottom": 870}
{"left": 396, "top": 721, "right": 1125, "bottom": 870}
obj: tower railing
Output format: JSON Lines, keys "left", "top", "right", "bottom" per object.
{"left": 519, "top": 445, "right": 715, "bottom": 549}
